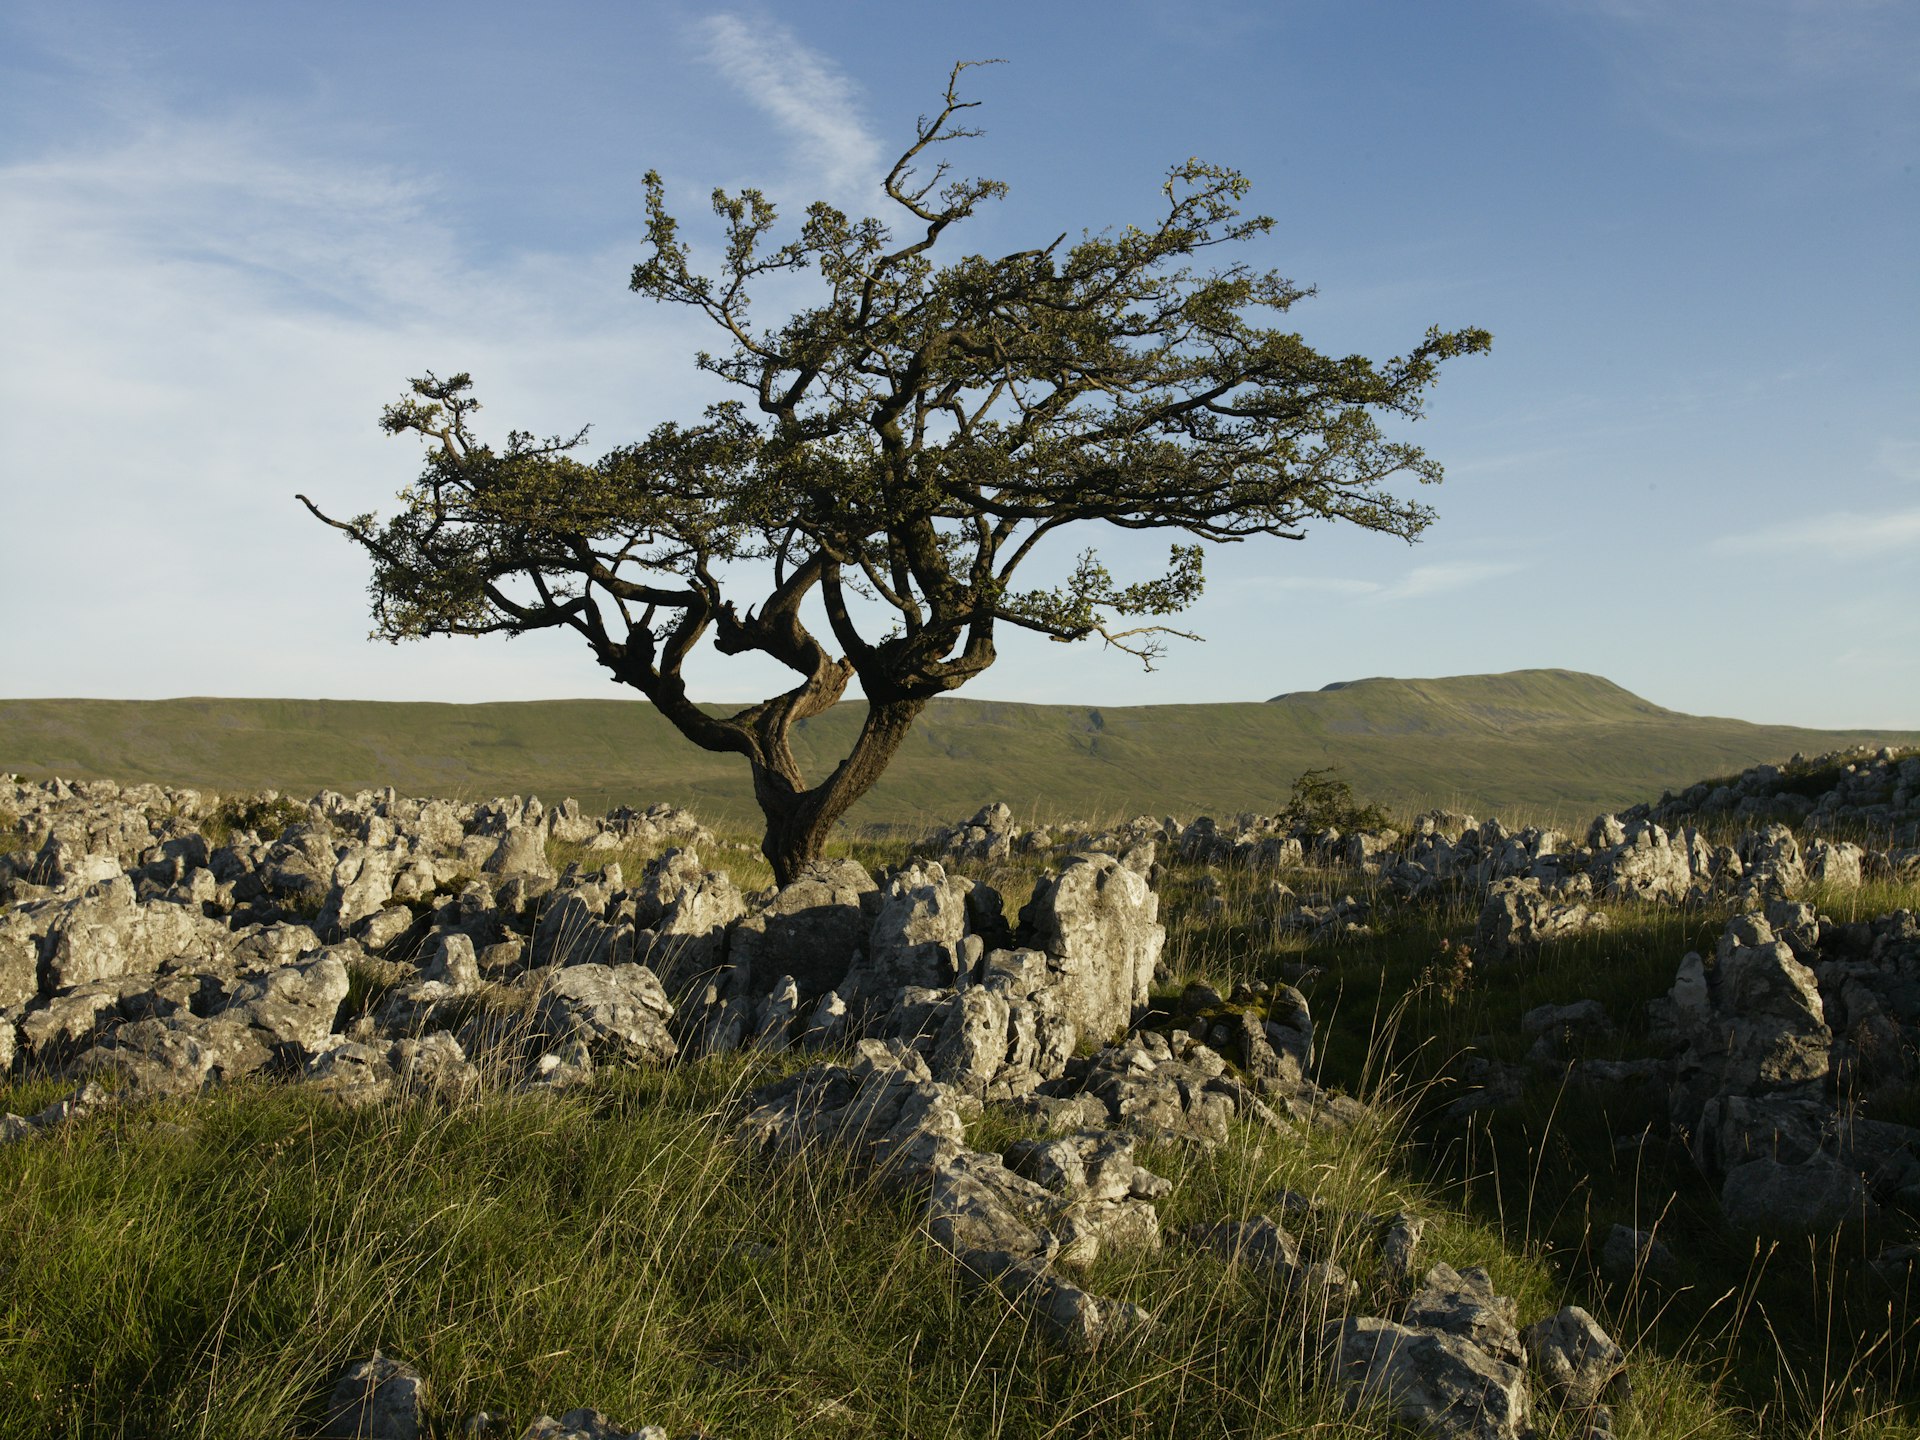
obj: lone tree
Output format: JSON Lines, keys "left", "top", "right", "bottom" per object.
{"left": 303, "top": 68, "right": 1489, "bottom": 884}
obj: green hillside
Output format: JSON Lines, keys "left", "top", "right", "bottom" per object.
{"left": 2, "top": 670, "right": 1911, "bottom": 831}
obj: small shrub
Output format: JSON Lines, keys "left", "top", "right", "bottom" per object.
{"left": 1279, "top": 766, "right": 1392, "bottom": 833}
{"left": 202, "top": 794, "right": 309, "bottom": 847}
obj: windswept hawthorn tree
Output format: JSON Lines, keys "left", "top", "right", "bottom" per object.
{"left": 303, "top": 67, "right": 1489, "bottom": 883}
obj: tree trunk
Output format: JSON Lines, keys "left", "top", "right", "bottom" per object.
{"left": 754, "top": 697, "right": 925, "bottom": 885}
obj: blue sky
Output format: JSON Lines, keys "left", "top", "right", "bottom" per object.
{"left": 2, "top": 0, "right": 1914, "bottom": 727}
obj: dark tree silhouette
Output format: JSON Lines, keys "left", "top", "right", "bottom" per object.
{"left": 303, "top": 66, "right": 1490, "bottom": 882}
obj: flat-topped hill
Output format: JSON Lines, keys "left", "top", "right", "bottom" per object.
{"left": 2, "top": 670, "right": 1912, "bottom": 829}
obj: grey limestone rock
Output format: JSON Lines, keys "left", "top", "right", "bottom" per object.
{"left": 1378, "top": 1211, "right": 1428, "bottom": 1290}
{"left": 1664, "top": 912, "right": 1831, "bottom": 1127}
{"left": 1476, "top": 878, "right": 1607, "bottom": 960}
{"left": 319, "top": 846, "right": 396, "bottom": 937}
{"left": 1596, "top": 820, "right": 1695, "bottom": 905}
{"left": 992, "top": 1259, "right": 1152, "bottom": 1353}
{"left": 1019, "top": 851, "right": 1161, "bottom": 1045}
{"left": 74, "top": 1014, "right": 272, "bottom": 1097}
{"left": 1600, "top": 1225, "right": 1675, "bottom": 1282}
{"left": 484, "top": 825, "right": 553, "bottom": 882}
{"left": 727, "top": 857, "right": 875, "bottom": 1002}
{"left": 1523, "top": 1305, "right": 1626, "bottom": 1409}
{"left": 0, "top": 908, "right": 42, "bottom": 1009}
{"left": 43, "top": 878, "right": 230, "bottom": 990}
{"left": 322, "top": 1350, "right": 426, "bottom": 1439}
{"left": 739, "top": 1039, "right": 965, "bottom": 1178}
{"left": 517, "top": 1413, "right": 668, "bottom": 1440}
{"left": 927, "top": 1148, "right": 1064, "bottom": 1275}
{"left": 355, "top": 905, "right": 417, "bottom": 953}
{"left": 1719, "top": 1152, "right": 1877, "bottom": 1231}
{"left": 1404, "top": 1263, "right": 1525, "bottom": 1368}
{"left": 846, "top": 860, "right": 986, "bottom": 1006}
{"left": 422, "top": 932, "right": 481, "bottom": 989}
{"left": 630, "top": 847, "right": 744, "bottom": 989}
{"left": 1186, "top": 1214, "right": 1349, "bottom": 1301}
{"left": 934, "top": 801, "right": 1018, "bottom": 862}
{"left": 534, "top": 963, "right": 677, "bottom": 1065}
{"left": 223, "top": 948, "right": 352, "bottom": 1054}
{"left": 1328, "top": 1313, "right": 1530, "bottom": 1440}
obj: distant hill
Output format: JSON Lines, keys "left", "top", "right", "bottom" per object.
{"left": 2, "top": 671, "right": 1912, "bottom": 832}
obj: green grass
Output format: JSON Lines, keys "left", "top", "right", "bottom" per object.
{"left": 4, "top": 670, "right": 1913, "bottom": 831}
{"left": 5, "top": 802, "right": 1920, "bottom": 1435}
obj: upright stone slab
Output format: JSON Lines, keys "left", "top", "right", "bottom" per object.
{"left": 1020, "top": 852, "right": 1163, "bottom": 1045}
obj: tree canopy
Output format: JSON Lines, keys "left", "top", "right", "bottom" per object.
{"left": 302, "top": 65, "right": 1491, "bottom": 881}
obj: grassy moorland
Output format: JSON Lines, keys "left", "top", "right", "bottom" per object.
{"left": 3, "top": 791, "right": 1919, "bottom": 1438}
{"left": 3, "top": 670, "right": 1913, "bottom": 832}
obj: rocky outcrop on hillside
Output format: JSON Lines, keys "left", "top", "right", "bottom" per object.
{"left": 1649, "top": 746, "right": 1920, "bottom": 847}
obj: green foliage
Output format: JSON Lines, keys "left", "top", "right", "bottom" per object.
{"left": 1278, "top": 766, "right": 1391, "bottom": 833}
{"left": 301, "top": 65, "right": 1489, "bottom": 876}
{"left": 202, "top": 794, "right": 309, "bottom": 847}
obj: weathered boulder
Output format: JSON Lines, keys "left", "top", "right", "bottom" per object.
{"left": 1328, "top": 1313, "right": 1530, "bottom": 1440}
{"left": 43, "top": 878, "right": 230, "bottom": 989}
{"left": 1720, "top": 1152, "right": 1876, "bottom": 1231}
{"left": 1476, "top": 878, "right": 1606, "bottom": 959}
{"left": 991, "top": 1259, "right": 1152, "bottom": 1353}
{"left": 260, "top": 824, "right": 337, "bottom": 905}
{"left": 484, "top": 825, "right": 553, "bottom": 882}
{"left": 629, "top": 848, "right": 743, "bottom": 988}
{"left": 1070, "top": 1030, "right": 1290, "bottom": 1147}
{"left": 533, "top": 963, "right": 676, "bottom": 1065}
{"left": 535, "top": 891, "right": 627, "bottom": 970}
{"left": 1185, "top": 1213, "right": 1348, "bottom": 1302}
{"left": 421, "top": 932, "right": 480, "bottom": 989}
{"left": 1521, "top": 1000, "right": 1613, "bottom": 1064}
{"left": 0, "top": 908, "right": 41, "bottom": 1009}
{"left": 727, "top": 858, "right": 876, "bottom": 1002}
{"left": 222, "top": 948, "right": 352, "bottom": 1054}
{"left": 1663, "top": 912, "right": 1830, "bottom": 1125}
{"left": 739, "top": 1039, "right": 966, "bottom": 1177}
{"left": 1600, "top": 1225, "right": 1675, "bottom": 1282}
{"left": 1596, "top": 820, "right": 1694, "bottom": 904}
{"left": 844, "top": 861, "right": 988, "bottom": 1007}
{"left": 305, "top": 1032, "right": 478, "bottom": 1106}
{"left": 318, "top": 846, "right": 396, "bottom": 937}
{"left": 517, "top": 1412, "right": 668, "bottom": 1440}
{"left": 1404, "top": 1263, "right": 1524, "bottom": 1368}
{"left": 1805, "top": 839, "right": 1865, "bottom": 889}
{"left": 933, "top": 802, "right": 1018, "bottom": 862}
{"left": 1018, "top": 851, "right": 1163, "bottom": 1044}
{"left": 1738, "top": 823, "right": 1806, "bottom": 899}
{"left": 1523, "top": 1306, "right": 1626, "bottom": 1409}
{"left": 927, "top": 1148, "right": 1066, "bottom": 1275}
{"left": 321, "top": 1350, "right": 426, "bottom": 1440}
{"left": 74, "top": 1014, "right": 273, "bottom": 1097}
{"left": 907, "top": 947, "right": 1078, "bottom": 1100}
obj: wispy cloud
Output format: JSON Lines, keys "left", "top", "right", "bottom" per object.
{"left": 1715, "top": 507, "right": 1920, "bottom": 557}
{"left": 1374, "top": 561, "right": 1531, "bottom": 602}
{"left": 1235, "top": 560, "right": 1529, "bottom": 604}
{"left": 691, "top": 13, "right": 882, "bottom": 200}
{"left": 0, "top": 113, "right": 723, "bottom": 701}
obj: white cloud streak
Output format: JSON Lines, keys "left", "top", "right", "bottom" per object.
{"left": 692, "top": 13, "right": 882, "bottom": 199}
{"left": 1233, "top": 560, "right": 1529, "bottom": 604}
{"left": 1715, "top": 508, "right": 1920, "bottom": 558}
{"left": 0, "top": 115, "right": 729, "bottom": 701}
